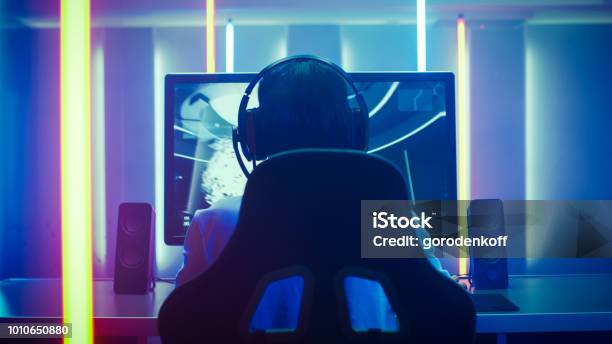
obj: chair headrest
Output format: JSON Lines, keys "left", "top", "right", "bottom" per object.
{"left": 246, "top": 148, "right": 409, "bottom": 202}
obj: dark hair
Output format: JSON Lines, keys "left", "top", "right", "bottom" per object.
{"left": 257, "top": 59, "right": 358, "bottom": 157}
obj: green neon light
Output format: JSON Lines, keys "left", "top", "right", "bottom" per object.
{"left": 60, "top": 0, "right": 94, "bottom": 343}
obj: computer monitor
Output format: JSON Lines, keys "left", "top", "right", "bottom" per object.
{"left": 165, "top": 72, "right": 457, "bottom": 245}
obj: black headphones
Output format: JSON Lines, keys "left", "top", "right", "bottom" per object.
{"left": 232, "top": 55, "right": 369, "bottom": 176}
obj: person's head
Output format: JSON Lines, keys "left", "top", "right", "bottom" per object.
{"left": 254, "top": 58, "right": 366, "bottom": 157}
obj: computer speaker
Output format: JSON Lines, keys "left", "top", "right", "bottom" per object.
{"left": 468, "top": 199, "right": 508, "bottom": 290}
{"left": 114, "top": 203, "right": 155, "bottom": 294}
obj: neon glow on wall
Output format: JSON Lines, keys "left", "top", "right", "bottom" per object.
{"left": 154, "top": 44, "right": 171, "bottom": 273}
{"left": 206, "top": 0, "right": 216, "bottom": 72}
{"left": 416, "top": 0, "right": 427, "bottom": 71}
{"left": 525, "top": 39, "right": 535, "bottom": 200}
{"left": 60, "top": 0, "right": 94, "bottom": 342}
{"left": 92, "top": 42, "right": 107, "bottom": 273}
{"left": 456, "top": 15, "right": 470, "bottom": 275}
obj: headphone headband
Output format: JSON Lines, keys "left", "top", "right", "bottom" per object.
{"left": 243, "top": 55, "right": 359, "bottom": 98}
{"left": 233, "top": 55, "right": 369, "bottom": 176}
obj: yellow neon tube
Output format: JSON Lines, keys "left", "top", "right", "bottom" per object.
{"left": 456, "top": 16, "right": 470, "bottom": 275}
{"left": 206, "top": 0, "right": 216, "bottom": 72}
{"left": 60, "top": 0, "right": 94, "bottom": 342}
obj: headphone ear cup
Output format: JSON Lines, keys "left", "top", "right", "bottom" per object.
{"left": 237, "top": 107, "right": 256, "bottom": 161}
{"left": 245, "top": 108, "right": 261, "bottom": 160}
{"left": 250, "top": 108, "right": 271, "bottom": 160}
{"left": 352, "top": 109, "right": 368, "bottom": 150}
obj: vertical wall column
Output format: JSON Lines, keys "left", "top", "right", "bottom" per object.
{"left": 470, "top": 22, "right": 525, "bottom": 200}
{"left": 104, "top": 28, "right": 156, "bottom": 277}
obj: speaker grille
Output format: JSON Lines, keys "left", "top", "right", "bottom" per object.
{"left": 118, "top": 242, "right": 146, "bottom": 269}
{"left": 121, "top": 206, "right": 148, "bottom": 235}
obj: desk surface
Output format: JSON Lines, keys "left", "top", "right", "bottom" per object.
{"left": 1, "top": 275, "right": 611, "bottom": 336}
{"left": 475, "top": 274, "right": 612, "bottom": 333}
{"left": 0, "top": 279, "right": 174, "bottom": 336}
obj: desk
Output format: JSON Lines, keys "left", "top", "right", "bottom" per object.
{"left": 475, "top": 274, "right": 612, "bottom": 334}
{"left": 1, "top": 275, "right": 612, "bottom": 338}
{"left": 0, "top": 279, "right": 174, "bottom": 337}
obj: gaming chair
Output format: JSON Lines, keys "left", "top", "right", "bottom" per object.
{"left": 158, "top": 149, "right": 475, "bottom": 343}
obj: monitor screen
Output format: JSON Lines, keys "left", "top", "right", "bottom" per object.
{"left": 165, "top": 72, "right": 457, "bottom": 245}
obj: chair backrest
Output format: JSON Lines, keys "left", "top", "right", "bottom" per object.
{"left": 159, "top": 149, "right": 475, "bottom": 343}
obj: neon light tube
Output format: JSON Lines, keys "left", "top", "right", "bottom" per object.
{"left": 456, "top": 16, "right": 470, "bottom": 200}
{"left": 456, "top": 15, "right": 470, "bottom": 276}
{"left": 60, "top": 0, "right": 94, "bottom": 342}
{"left": 206, "top": 0, "right": 216, "bottom": 72}
{"left": 225, "top": 20, "right": 234, "bottom": 73}
{"left": 417, "top": 0, "right": 427, "bottom": 71}
{"left": 153, "top": 45, "right": 169, "bottom": 273}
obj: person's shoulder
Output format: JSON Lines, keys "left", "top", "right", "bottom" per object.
{"left": 209, "top": 195, "right": 243, "bottom": 212}
{"left": 192, "top": 196, "right": 242, "bottom": 227}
